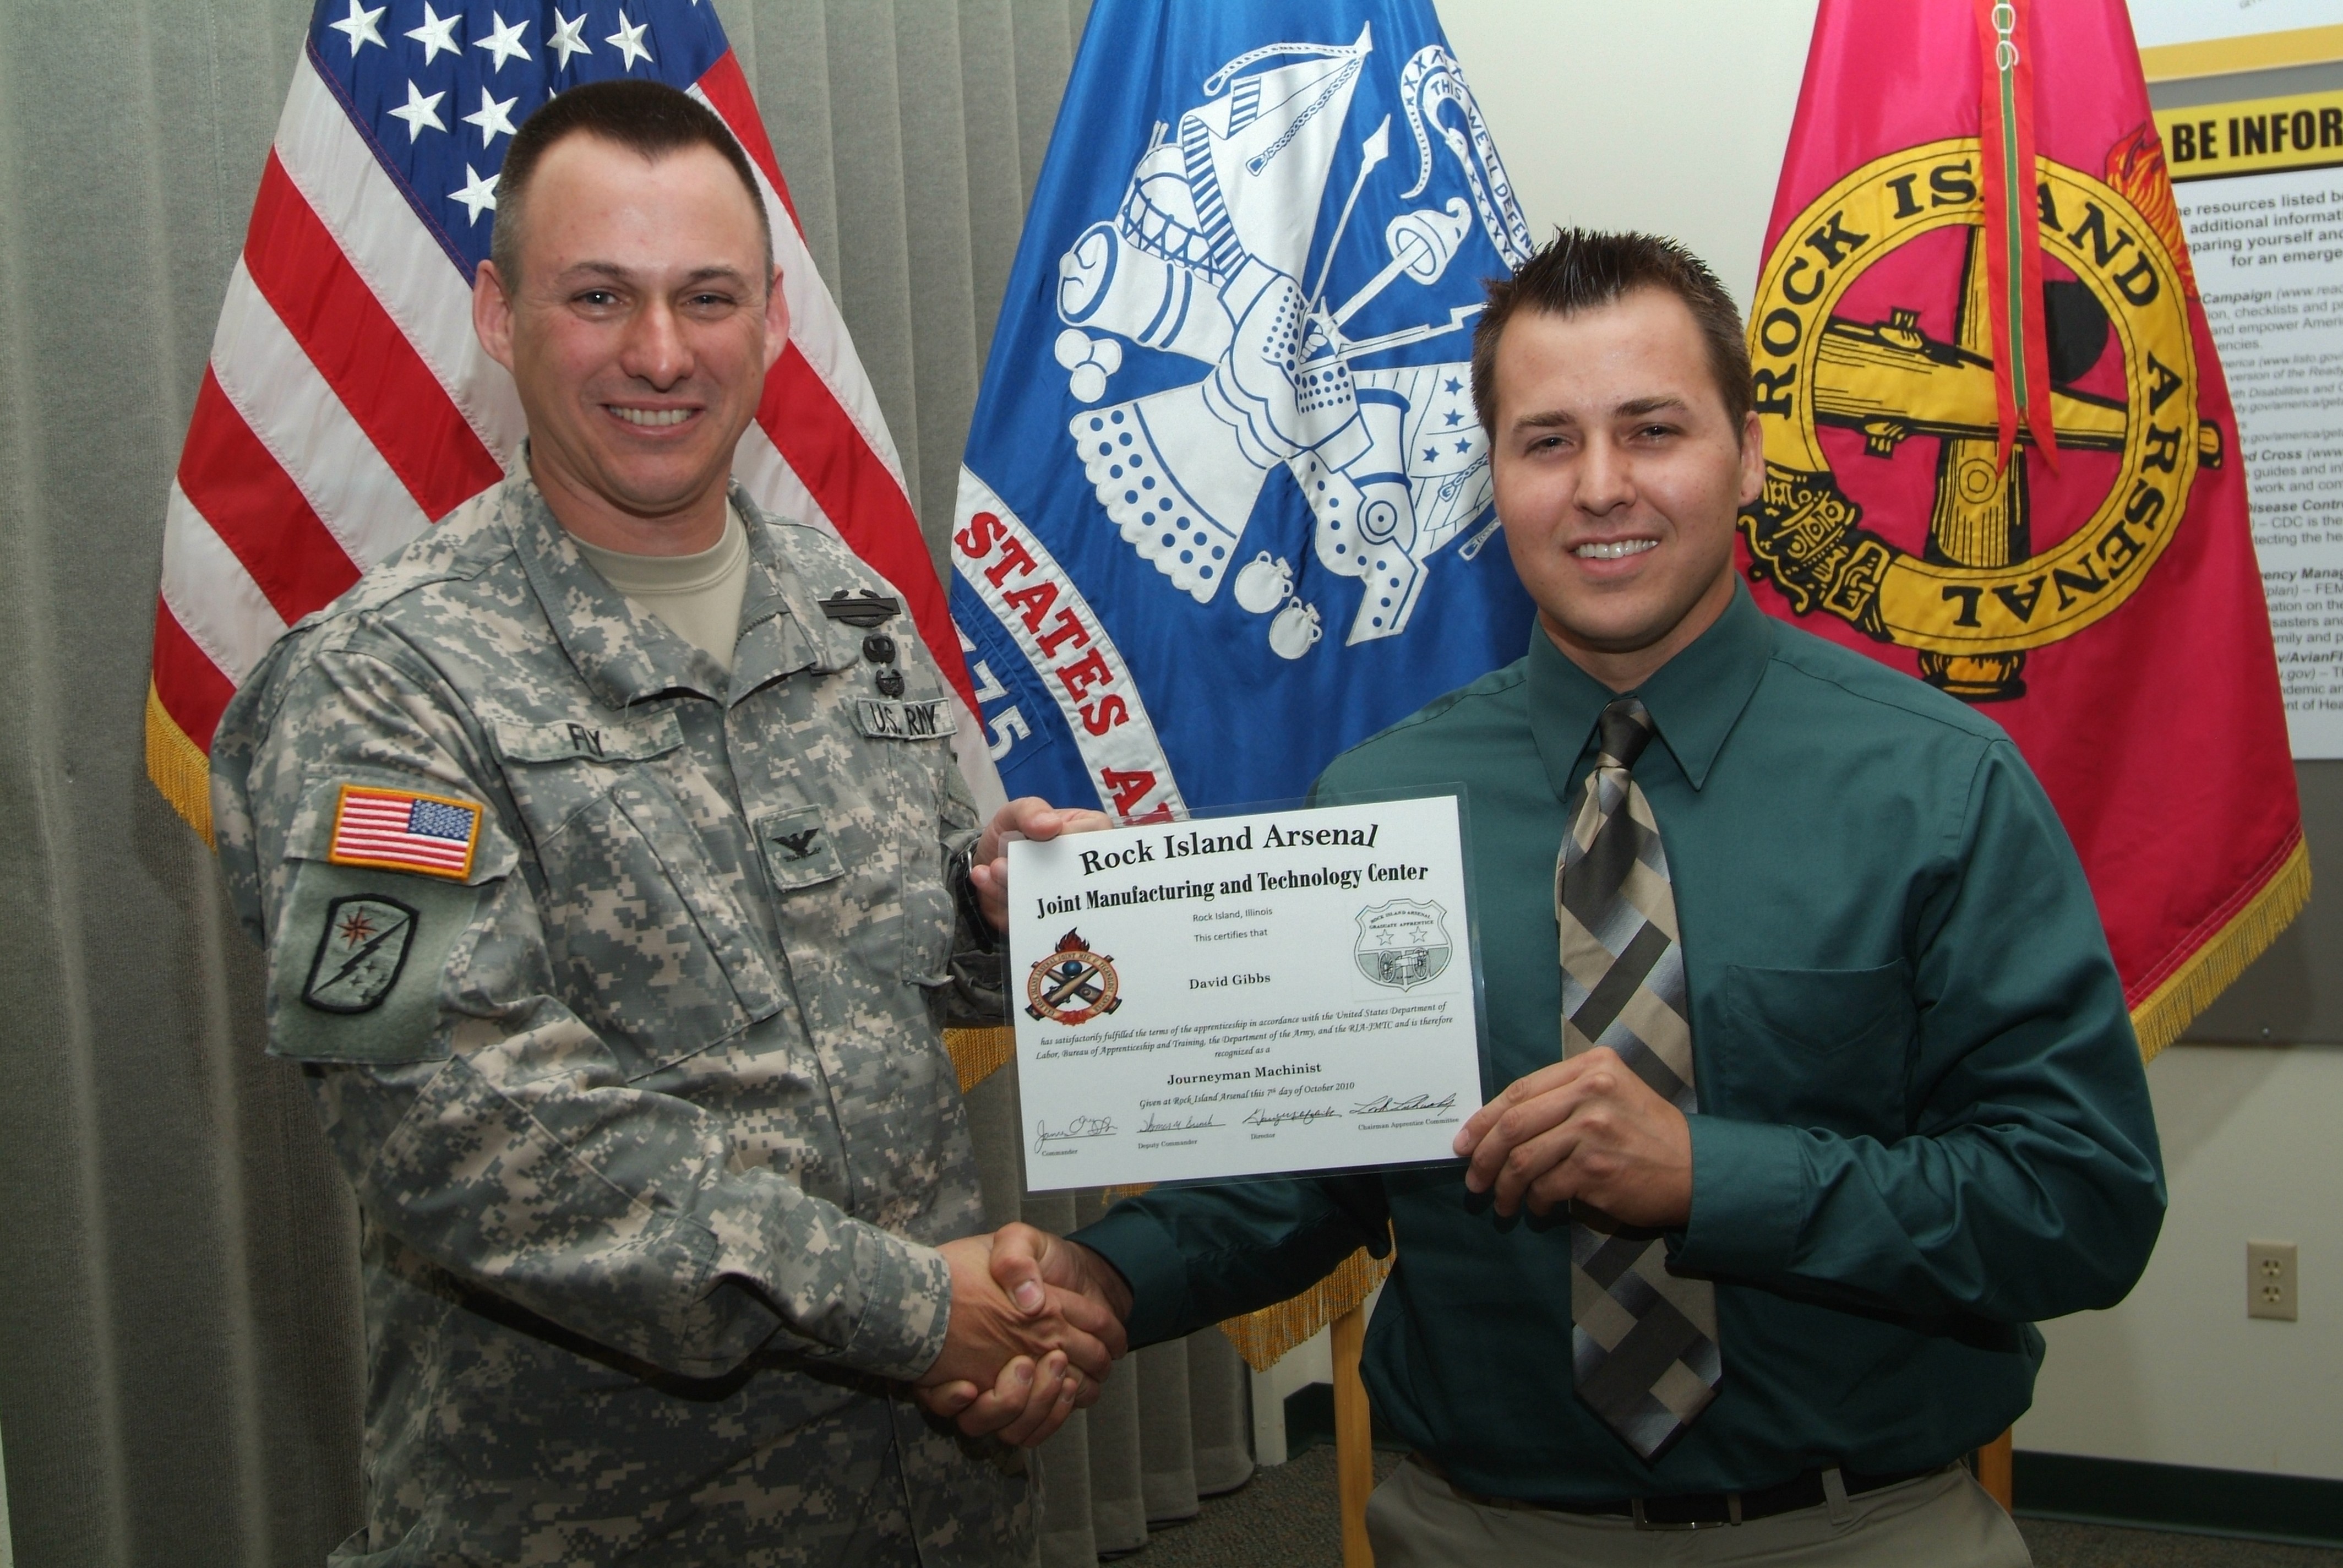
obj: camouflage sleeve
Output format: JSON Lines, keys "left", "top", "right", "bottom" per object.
{"left": 212, "top": 634, "right": 953, "bottom": 1384}
{"left": 929, "top": 760, "right": 1009, "bottom": 1030}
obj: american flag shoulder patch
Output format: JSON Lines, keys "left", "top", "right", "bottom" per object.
{"left": 327, "top": 783, "right": 482, "bottom": 881}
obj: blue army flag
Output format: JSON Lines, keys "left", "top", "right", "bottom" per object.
{"left": 950, "top": 1, "right": 1538, "bottom": 821}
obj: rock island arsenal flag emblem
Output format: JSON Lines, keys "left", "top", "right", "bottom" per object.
{"left": 1745, "top": 0, "right": 2305, "bottom": 1054}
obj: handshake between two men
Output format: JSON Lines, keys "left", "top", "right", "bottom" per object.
{"left": 912, "top": 798, "right": 1132, "bottom": 1449}
{"left": 902, "top": 797, "right": 1702, "bottom": 1448}
{"left": 908, "top": 1074, "right": 1694, "bottom": 1450}
{"left": 914, "top": 1224, "right": 1135, "bottom": 1447}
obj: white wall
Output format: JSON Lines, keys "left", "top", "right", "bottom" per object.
{"left": 1435, "top": 0, "right": 1819, "bottom": 309}
{"left": 2018, "top": 1044, "right": 2343, "bottom": 1479}
{"left": 2128, "top": 0, "right": 2343, "bottom": 49}
{"left": 1432, "top": 0, "right": 2343, "bottom": 1482}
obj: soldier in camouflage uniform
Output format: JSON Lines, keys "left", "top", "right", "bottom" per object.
{"left": 210, "top": 79, "right": 1109, "bottom": 1566}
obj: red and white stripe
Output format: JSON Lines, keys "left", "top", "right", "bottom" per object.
{"left": 330, "top": 787, "right": 478, "bottom": 876}
{"left": 152, "top": 43, "right": 1001, "bottom": 814}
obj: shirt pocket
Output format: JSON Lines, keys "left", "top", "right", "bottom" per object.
{"left": 492, "top": 712, "right": 782, "bottom": 1079}
{"left": 901, "top": 760, "right": 975, "bottom": 987}
{"left": 1712, "top": 960, "right": 1914, "bottom": 1138}
{"left": 834, "top": 685, "right": 963, "bottom": 986}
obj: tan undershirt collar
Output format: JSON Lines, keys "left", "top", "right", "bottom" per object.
{"left": 572, "top": 505, "right": 751, "bottom": 674}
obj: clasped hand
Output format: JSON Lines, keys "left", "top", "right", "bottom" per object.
{"left": 922, "top": 800, "right": 1127, "bottom": 1445}
{"left": 916, "top": 1227, "right": 1134, "bottom": 1446}
{"left": 1451, "top": 1047, "right": 1695, "bottom": 1225}
{"left": 967, "top": 797, "right": 1114, "bottom": 932}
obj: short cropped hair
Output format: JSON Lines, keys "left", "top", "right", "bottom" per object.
{"left": 489, "top": 79, "right": 772, "bottom": 288}
{"left": 1470, "top": 229, "right": 1753, "bottom": 434}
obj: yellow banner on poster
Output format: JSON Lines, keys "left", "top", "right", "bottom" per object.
{"left": 2156, "top": 89, "right": 2343, "bottom": 183}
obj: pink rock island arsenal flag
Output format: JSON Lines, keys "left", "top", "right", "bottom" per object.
{"left": 1740, "top": 0, "right": 2306, "bottom": 1055}
{"left": 144, "top": 0, "right": 993, "bottom": 841}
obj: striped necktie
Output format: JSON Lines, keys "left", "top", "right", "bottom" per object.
{"left": 1556, "top": 696, "right": 1720, "bottom": 1459}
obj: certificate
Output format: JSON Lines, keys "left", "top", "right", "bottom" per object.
{"left": 1007, "top": 794, "right": 1485, "bottom": 1191}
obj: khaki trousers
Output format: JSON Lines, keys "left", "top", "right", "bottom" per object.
{"left": 1365, "top": 1456, "right": 2033, "bottom": 1567}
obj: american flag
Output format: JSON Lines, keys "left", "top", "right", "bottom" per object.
{"left": 148, "top": 0, "right": 994, "bottom": 841}
{"left": 329, "top": 784, "right": 483, "bottom": 878}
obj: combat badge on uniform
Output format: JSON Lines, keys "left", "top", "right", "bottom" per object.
{"left": 304, "top": 895, "right": 420, "bottom": 1014}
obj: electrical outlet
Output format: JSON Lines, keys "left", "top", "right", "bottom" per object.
{"left": 2248, "top": 1240, "right": 2298, "bottom": 1321}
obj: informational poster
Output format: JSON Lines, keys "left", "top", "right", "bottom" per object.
{"left": 2159, "top": 87, "right": 2343, "bottom": 757}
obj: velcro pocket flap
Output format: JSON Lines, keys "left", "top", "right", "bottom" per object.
{"left": 606, "top": 776, "right": 784, "bottom": 1026}
{"left": 492, "top": 709, "right": 684, "bottom": 765}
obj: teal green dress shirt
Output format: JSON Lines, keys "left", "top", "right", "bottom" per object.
{"left": 1073, "top": 585, "right": 2165, "bottom": 1502}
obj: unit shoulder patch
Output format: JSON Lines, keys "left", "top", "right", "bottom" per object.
{"left": 303, "top": 894, "right": 419, "bottom": 1014}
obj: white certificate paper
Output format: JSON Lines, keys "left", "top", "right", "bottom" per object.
{"left": 1007, "top": 796, "right": 1485, "bottom": 1191}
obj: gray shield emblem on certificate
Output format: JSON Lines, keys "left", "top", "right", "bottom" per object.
{"left": 1354, "top": 900, "right": 1452, "bottom": 992}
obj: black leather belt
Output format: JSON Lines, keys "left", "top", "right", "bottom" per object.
{"left": 1415, "top": 1453, "right": 1948, "bottom": 1529}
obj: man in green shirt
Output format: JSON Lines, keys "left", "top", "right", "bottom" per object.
{"left": 963, "top": 231, "right": 2165, "bottom": 1562}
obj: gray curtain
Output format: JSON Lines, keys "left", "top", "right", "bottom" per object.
{"left": 0, "top": 1, "right": 1250, "bottom": 1562}
{"left": 964, "top": 1069, "right": 1257, "bottom": 1566}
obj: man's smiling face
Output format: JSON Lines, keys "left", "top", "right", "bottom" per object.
{"left": 476, "top": 132, "right": 783, "bottom": 549}
{"left": 1491, "top": 286, "right": 1764, "bottom": 689}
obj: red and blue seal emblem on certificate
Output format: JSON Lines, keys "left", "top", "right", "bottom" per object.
{"left": 1026, "top": 930, "right": 1125, "bottom": 1025}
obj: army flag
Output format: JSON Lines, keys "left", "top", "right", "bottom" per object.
{"left": 947, "top": 0, "right": 1533, "bottom": 1364}
{"left": 145, "top": 0, "right": 989, "bottom": 843}
{"left": 947, "top": 0, "right": 1535, "bottom": 826}
{"left": 1740, "top": 0, "right": 2306, "bottom": 1055}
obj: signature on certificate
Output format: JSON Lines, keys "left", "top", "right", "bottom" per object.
{"left": 1351, "top": 1091, "right": 1461, "bottom": 1115}
{"left": 1033, "top": 1114, "right": 1119, "bottom": 1154}
{"left": 1243, "top": 1106, "right": 1341, "bottom": 1128}
{"left": 1141, "top": 1112, "right": 1223, "bottom": 1134}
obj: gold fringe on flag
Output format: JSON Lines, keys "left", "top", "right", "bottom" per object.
{"left": 2129, "top": 833, "right": 2311, "bottom": 1061}
{"left": 1217, "top": 1243, "right": 1393, "bottom": 1373}
{"left": 942, "top": 1027, "right": 1016, "bottom": 1094}
{"left": 146, "top": 681, "right": 215, "bottom": 846}
{"left": 1080, "top": 1185, "right": 1391, "bottom": 1371}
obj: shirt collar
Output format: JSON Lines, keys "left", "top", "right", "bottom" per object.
{"left": 1525, "top": 581, "right": 1773, "bottom": 799}
{"left": 505, "top": 472, "right": 827, "bottom": 710}
{"left": 728, "top": 483, "right": 842, "bottom": 702}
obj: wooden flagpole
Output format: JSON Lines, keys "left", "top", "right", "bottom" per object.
{"left": 1332, "top": 1303, "right": 1375, "bottom": 1567}
{"left": 1977, "top": 1429, "right": 2014, "bottom": 1510}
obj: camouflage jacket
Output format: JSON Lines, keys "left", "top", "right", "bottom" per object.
{"left": 211, "top": 478, "right": 1027, "bottom": 1566}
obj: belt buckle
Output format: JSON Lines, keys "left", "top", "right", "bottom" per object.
{"left": 1630, "top": 1494, "right": 1743, "bottom": 1531}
